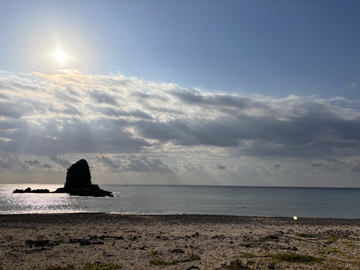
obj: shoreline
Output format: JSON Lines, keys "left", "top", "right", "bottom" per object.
{"left": 1, "top": 214, "right": 360, "bottom": 269}
{"left": 1, "top": 211, "right": 360, "bottom": 220}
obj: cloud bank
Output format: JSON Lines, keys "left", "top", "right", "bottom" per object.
{"left": 0, "top": 70, "right": 359, "bottom": 186}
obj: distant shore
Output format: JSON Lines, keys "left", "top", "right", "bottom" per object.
{"left": 0, "top": 213, "right": 360, "bottom": 269}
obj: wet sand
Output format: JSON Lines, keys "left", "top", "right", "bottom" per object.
{"left": 0, "top": 213, "right": 360, "bottom": 269}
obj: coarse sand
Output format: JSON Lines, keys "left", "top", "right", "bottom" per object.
{"left": 0, "top": 213, "right": 360, "bottom": 269}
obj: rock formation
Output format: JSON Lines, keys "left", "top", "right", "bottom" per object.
{"left": 55, "top": 159, "right": 113, "bottom": 197}
{"left": 65, "top": 159, "right": 92, "bottom": 190}
{"left": 13, "top": 187, "right": 50, "bottom": 193}
{"left": 13, "top": 159, "right": 113, "bottom": 197}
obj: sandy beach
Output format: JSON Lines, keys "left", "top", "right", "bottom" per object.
{"left": 0, "top": 214, "right": 359, "bottom": 269}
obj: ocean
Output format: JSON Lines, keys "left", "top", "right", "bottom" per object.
{"left": 1, "top": 184, "right": 359, "bottom": 218}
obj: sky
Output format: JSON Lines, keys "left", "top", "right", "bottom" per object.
{"left": 0, "top": 0, "right": 359, "bottom": 187}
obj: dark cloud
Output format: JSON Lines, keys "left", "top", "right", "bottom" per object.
{"left": 97, "top": 156, "right": 119, "bottom": 170}
{"left": 95, "top": 106, "right": 152, "bottom": 119}
{"left": 172, "top": 89, "right": 267, "bottom": 110}
{"left": 134, "top": 119, "right": 241, "bottom": 147}
{"left": 90, "top": 90, "right": 118, "bottom": 105}
{"left": 40, "top": 163, "right": 52, "bottom": 168}
{"left": 0, "top": 92, "right": 8, "bottom": 100}
{"left": 274, "top": 164, "right": 281, "bottom": 168}
{"left": 49, "top": 155, "right": 72, "bottom": 168}
{"left": 0, "top": 101, "right": 30, "bottom": 118}
{"left": 311, "top": 163, "right": 323, "bottom": 167}
{"left": 25, "top": 159, "right": 52, "bottom": 168}
{"left": 350, "top": 162, "right": 360, "bottom": 172}
{"left": 0, "top": 159, "right": 19, "bottom": 169}
{"left": 61, "top": 104, "right": 83, "bottom": 116}
{"left": 25, "top": 159, "right": 40, "bottom": 166}
{"left": 121, "top": 156, "right": 172, "bottom": 173}
{"left": 324, "top": 165, "right": 340, "bottom": 171}
{"left": 98, "top": 155, "right": 172, "bottom": 173}
{"left": 0, "top": 117, "right": 150, "bottom": 155}
{"left": 55, "top": 90, "right": 80, "bottom": 103}
{"left": 0, "top": 155, "right": 29, "bottom": 170}
{"left": 217, "top": 164, "right": 226, "bottom": 170}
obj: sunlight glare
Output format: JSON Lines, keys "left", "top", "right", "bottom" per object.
{"left": 53, "top": 49, "right": 68, "bottom": 64}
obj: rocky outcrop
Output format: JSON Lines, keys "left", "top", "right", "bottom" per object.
{"left": 54, "top": 159, "right": 113, "bottom": 197}
{"left": 13, "top": 187, "right": 50, "bottom": 193}
{"left": 13, "top": 159, "right": 113, "bottom": 197}
{"left": 65, "top": 159, "right": 92, "bottom": 190}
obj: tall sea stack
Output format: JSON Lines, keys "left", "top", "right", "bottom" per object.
{"left": 55, "top": 159, "right": 113, "bottom": 197}
{"left": 65, "top": 159, "right": 92, "bottom": 190}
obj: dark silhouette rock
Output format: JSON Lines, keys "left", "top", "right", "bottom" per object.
{"left": 13, "top": 159, "right": 112, "bottom": 197}
{"left": 13, "top": 187, "right": 50, "bottom": 193}
{"left": 54, "top": 159, "right": 113, "bottom": 197}
{"left": 65, "top": 159, "right": 92, "bottom": 190}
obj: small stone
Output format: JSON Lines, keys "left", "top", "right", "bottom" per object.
{"left": 171, "top": 248, "right": 184, "bottom": 254}
{"left": 130, "top": 236, "right": 137, "bottom": 241}
{"left": 267, "top": 262, "right": 276, "bottom": 269}
{"left": 187, "top": 266, "right": 200, "bottom": 270}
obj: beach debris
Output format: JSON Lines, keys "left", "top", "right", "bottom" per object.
{"left": 25, "top": 239, "right": 58, "bottom": 247}
{"left": 217, "top": 259, "right": 250, "bottom": 269}
{"left": 186, "top": 266, "right": 200, "bottom": 270}
{"left": 170, "top": 248, "right": 185, "bottom": 254}
{"left": 69, "top": 238, "right": 104, "bottom": 246}
{"left": 89, "top": 234, "right": 124, "bottom": 240}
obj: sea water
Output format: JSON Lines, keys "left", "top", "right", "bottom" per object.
{"left": 1, "top": 184, "right": 359, "bottom": 218}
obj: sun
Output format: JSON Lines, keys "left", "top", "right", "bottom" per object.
{"left": 53, "top": 49, "right": 68, "bottom": 64}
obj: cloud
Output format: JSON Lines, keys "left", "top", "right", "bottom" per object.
{"left": 0, "top": 158, "right": 26, "bottom": 170}
{"left": 90, "top": 90, "right": 118, "bottom": 105}
{"left": 49, "top": 155, "right": 72, "bottom": 168}
{"left": 98, "top": 155, "right": 172, "bottom": 173}
{"left": 345, "top": 83, "right": 357, "bottom": 89}
{"left": 216, "top": 164, "right": 226, "bottom": 170}
{"left": 0, "top": 70, "right": 360, "bottom": 185}
{"left": 311, "top": 163, "right": 323, "bottom": 167}
{"left": 25, "top": 159, "right": 52, "bottom": 168}
{"left": 0, "top": 101, "right": 30, "bottom": 118}
{"left": 0, "top": 154, "right": 51, "bottom": 171}
{"left": 25, "top": 159, "right": 40, "bottom": 166}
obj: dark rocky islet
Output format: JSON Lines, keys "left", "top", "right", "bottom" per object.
{"left": 13, "top": 159, "right": 113, "bottom": 197}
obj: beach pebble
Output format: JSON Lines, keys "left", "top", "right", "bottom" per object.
{"left": 267, "top": 262, "right": 276, "bottom": 269}
{"left": 186, "top": 266, "right": 200, "bottom": 270}
{"left": 171, "top": 248, "right": 184, "bottom": 253}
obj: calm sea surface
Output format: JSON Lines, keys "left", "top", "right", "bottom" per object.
{"left": 1, "top": 184, "right": 359, "bottom": 218}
